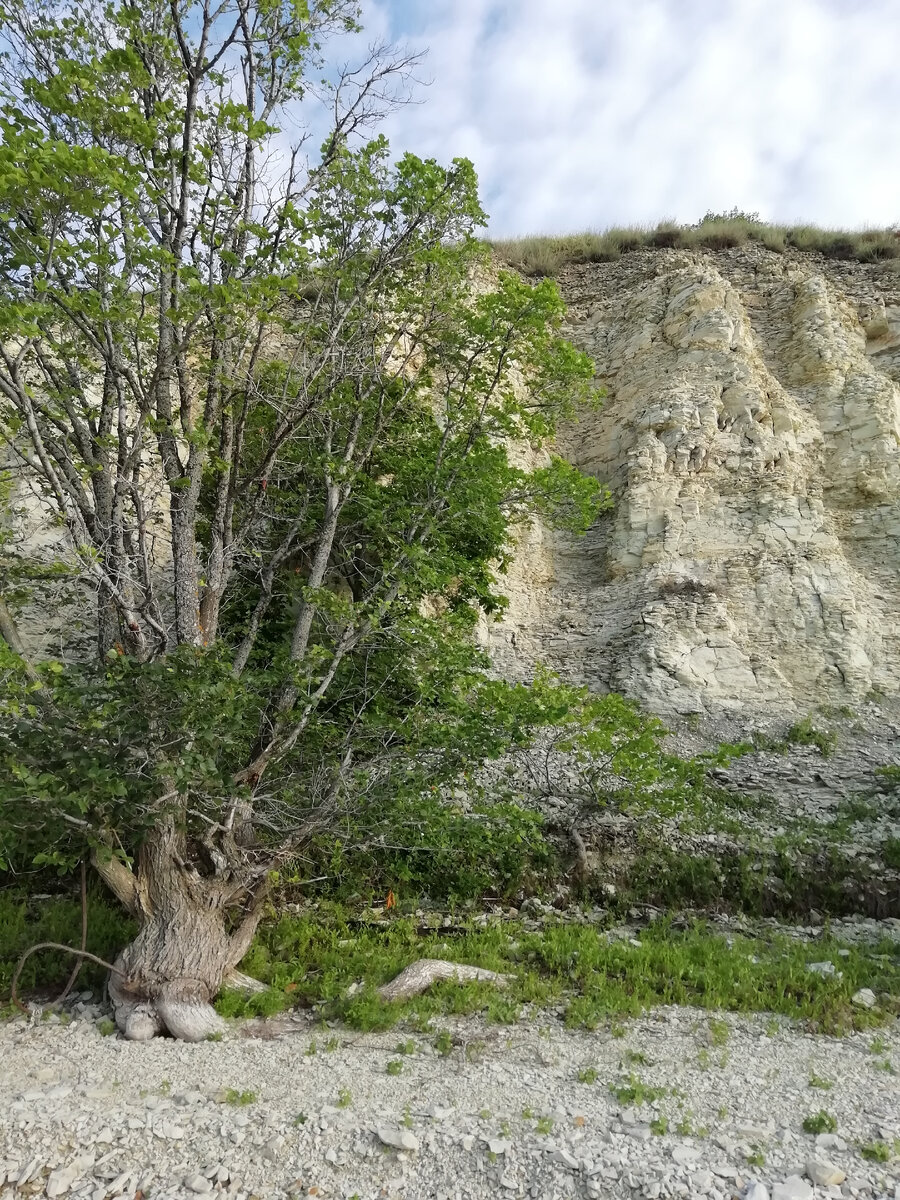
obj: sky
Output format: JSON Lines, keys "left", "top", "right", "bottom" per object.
{"left": 337, "top": 0, "right": 900, "bottom": 237}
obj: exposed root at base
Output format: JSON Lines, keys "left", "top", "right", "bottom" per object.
{"left": 377, "top": 959, "right": 511, "bottom": 1002}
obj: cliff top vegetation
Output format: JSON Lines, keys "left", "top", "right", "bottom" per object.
{"left": 490, "top": 210, "right": 900, "bottom": 277}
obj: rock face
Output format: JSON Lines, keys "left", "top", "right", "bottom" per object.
{"left": 485, "top": 244, "right": 900, "bottom": 716}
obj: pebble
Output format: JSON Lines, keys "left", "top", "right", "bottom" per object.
{"left": 1, "top": 988, "right": 897, "bottom": 1200}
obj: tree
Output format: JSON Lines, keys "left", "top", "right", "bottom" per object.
{"left": 0, "top": 0, "right": 627, "bottom": 1039}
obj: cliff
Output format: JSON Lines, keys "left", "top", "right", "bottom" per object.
{"left": 484, "top": 243, "right": 900, "bottom": 716}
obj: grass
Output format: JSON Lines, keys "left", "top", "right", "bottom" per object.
{"left": 5, "top": 891, "right": 897, "bottom": 1038}
{"left": 802, "top": 1110, "right": 837, "bottom": 1134}
{"left": 610, "top": 1073, "right": 668, "bottom": 1105}
{"left": 859, "top": 1139, "right": 900, "bottom": 1162}
{"left": 808, "top": 1074, "right": 833, "bottom": 1090}
{"left": 0, "top": 888, "right": 135, "bottom": 996}
{"left": 489, "top": 220, "right": 900, "bottom": 277}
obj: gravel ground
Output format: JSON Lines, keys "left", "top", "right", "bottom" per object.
{"left": 2, "top": 1003, "right": 899, "bottom": 1200}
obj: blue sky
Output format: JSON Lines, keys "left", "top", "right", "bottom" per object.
{"left": 337, "top": 0, "right": 900, "bottom": 236}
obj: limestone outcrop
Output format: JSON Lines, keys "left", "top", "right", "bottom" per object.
{"left": 485, "top": 245, "right": 900, "bottom": 716}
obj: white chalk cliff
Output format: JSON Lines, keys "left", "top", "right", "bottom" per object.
{"left": 485, "top": 245, "right": 900, "bottom": 715}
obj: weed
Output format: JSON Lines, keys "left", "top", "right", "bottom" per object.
{"left": 479, "top": 1108, "right": 492, "bottom": 1120}
{"left": 708, "top": 1018, "right": 729, "bottom": 1047}
{"left": 465, "top": 1039, "right": 486, "bottom": 1063}
{"left": 394, "top": 1039, "right": 416, "bottom": 1055}
{"left": 536, "top": 1116, "right": 554, "bottom": 1135}
{"left": 697, "top": 1048, "right": 711, "bottom": 1070}
{"left": 650, "top": 1116, "right": 669, "bottom": 1136}
{"left": 785, "top": 717, "right": 837, "bottom": 758}
{"left": 402, "top": 1104, "right": 413, "bottom": 1129}
{"left": 869, "top": 1036, "right": 887, "bottom": 1055}
{"left": 294, "top": 1112, "right": 308, "bottom": 1126}
{"left": 745, "top": 1149, "right": 766, "bottom": 1167}
{"left": 159, "top": 1080, "right": 171, "bottom": 1096}
{"left": 325, "top": 1036, "right": 340, "bottom": 1052}
{"left": 808, "top": 1074, "right": 833, "bottom": 1090}
{"left": 205, "top": 1031, "right": 223, "bottom": 1042}
{"left": 306, "top": 1039, "right": 317, "bottom": 1056}
{"left": 385, "top": 1059, "right": 403, "bottom": 1076}
{"left": 675, "top": 1117, "right": 693, "bottom": 1136}
{"left": 882, "top": 838, "right": 900, "bottom": 869}
{"left": 610, "top": 1074, "right": 667, "bottom": 1106}
{"left": 433, "top": 1029, "right": 453, "bottom": 1057}
{"left": 716, "top": 1105, "right": 728, "bottom": 1122}
{"left": 337, "top": 1087, "right": 352, "bottom": 1108}
{"left": 610, "top": 1022, "right": 626, "bottom": 1038}
{"left": 97, "top": 1018, "right": 116, "bottom": 1037}
{"left": 859, "top": 1141, "right": 897, "bottom": 1162}
{"left": 499, "top": 1119, "right": 511, "bottom": 1137}
{"left": 222, "top": 1088, "right": 256, "bottom": 1106}
{"left": 802, "top": 1111, "right": 837, "bottom": 1134}
{"left": 875, "top": 1058, "right": 894, "bottom": 1073}
{"left": 624, "top": 1049, "right": 652, "bottom": 1066}
{"left": 577, "top": 1066, "right": 599, "bottom": 1084}
{"left": 765, "top": 1018, "right": 779, "bottom": 1037}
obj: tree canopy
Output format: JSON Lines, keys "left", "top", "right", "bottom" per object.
{"left": 0, "top": 0, "right": 680, "bottom": 1039}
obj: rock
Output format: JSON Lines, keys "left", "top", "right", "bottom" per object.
{"left": 46, "top": 1155, "right": 95, "bottom": 1197}
{"left": 185, "top": 1175, "right": 213, "bottom": 1194}
{"left": 690, "top": 1170, "right": 714, "bottom": 1191}
{"left": 772, "top": 1176, "right": 813, "bottom": 1200}
{"left": 851, "top": 988, "right": 876, "bottom": 1009}
{"left": 261, "top": 1136, "right": 285, "bottom": 1161}
{"left": 486, "top": 1139, "right": 510, "bottom": 1155}
{"left": 672, "top": 1145, "right": 702, "bottom": 1165}
{"left": 624, "top": 1124, "right": 652, "bottom": 1141}
{"left": 744, "top": 1184, "right": 770, "bottom": 1200}
{"left": 805, "top": 1159, "right": 846, "bottom": 1187}
{"left": 815, "top": 1134, "right": 847, "bottom": 1151}
{"left": 806, "top": 962, "right": 840, "bottom": 978}
{"left": 552, "top": 1148, "right": 580, "bottom": 1170}
{"left": 378, "top": 1127, "right": 419, "bottom": 1152}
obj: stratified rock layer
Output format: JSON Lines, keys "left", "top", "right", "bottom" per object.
{"left": 485, "top": 245, "right": 900, "bottom": 715}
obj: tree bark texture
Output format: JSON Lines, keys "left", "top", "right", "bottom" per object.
{"left": 101, "top": 818, "right": 265, "bottom": 1042}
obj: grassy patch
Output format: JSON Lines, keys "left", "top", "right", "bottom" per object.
{"left": 489, "top": 221, "right": 900, "bottom": 276}
{"left": 4, "top": 891, "right": 897, "bottom": 1039}
{"left": 209, "top": 906, "right": 900, "bottom": 1036}
{"left": 0, "top": 888, "right": 135, "bottom": 997}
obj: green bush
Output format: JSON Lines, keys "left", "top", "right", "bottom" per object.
{"left": 0, "top": 889, "right": 134, "bottom": 998}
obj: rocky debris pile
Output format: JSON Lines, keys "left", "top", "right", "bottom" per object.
{"left": 1, "top": 1000, "right": 898, "bottom": 1200}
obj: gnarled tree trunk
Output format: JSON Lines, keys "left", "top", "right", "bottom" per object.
{"left": 95, "top": 817, "right": 265, "bottom": 1042}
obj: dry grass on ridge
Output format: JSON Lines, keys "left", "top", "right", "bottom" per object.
{"left": 489, "top": 220, "right": 900, "bottom": 277}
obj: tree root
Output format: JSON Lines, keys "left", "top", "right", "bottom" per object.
{"left": 224, "top": 969, "right": 269, "bottom": 994}
{"left": 377, "top": 959, "right": 511, "bottom": 1002}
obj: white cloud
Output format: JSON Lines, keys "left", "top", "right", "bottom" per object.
{"left": 349, "top": 0, "right": 900, "bottom": 234}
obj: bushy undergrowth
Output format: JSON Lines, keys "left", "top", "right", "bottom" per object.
{"left": 0, "top": 889, "right": 135, "bottom": 997}
{"left": 293, "top": 796, "right": 556, "bottom": 906}
{"left": 490, "top": 220, "right": 900, "bottom": 277}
